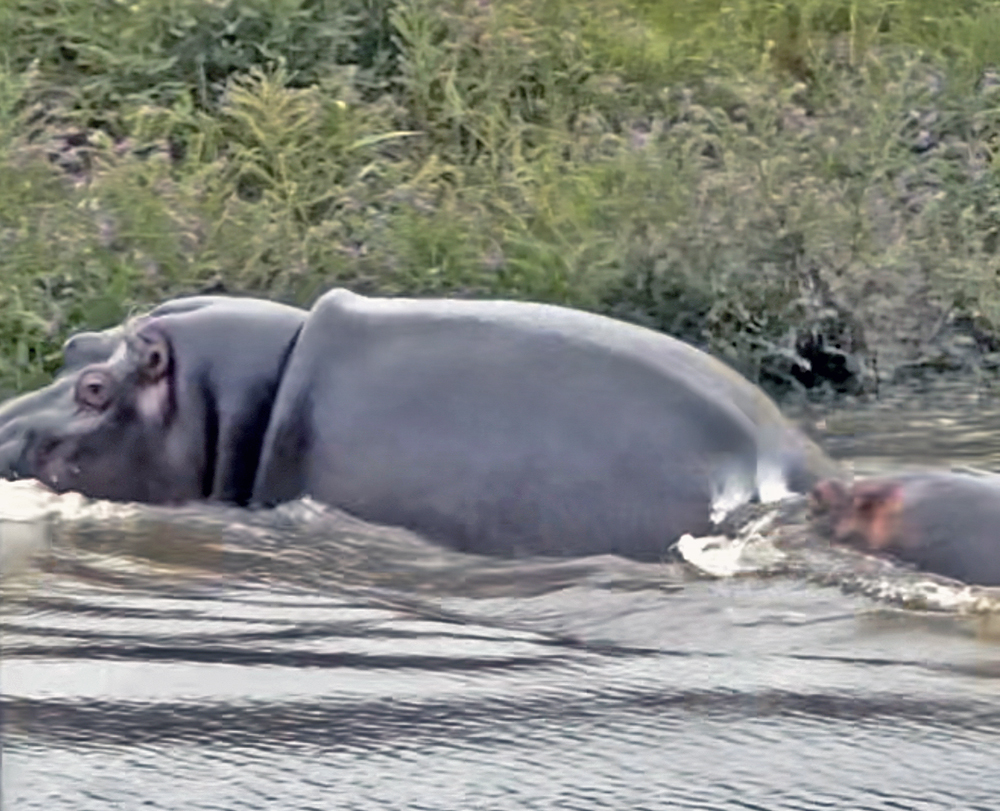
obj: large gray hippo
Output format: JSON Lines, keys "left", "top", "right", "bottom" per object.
{"left": 0, "top": 290, "right": 838, "bottom": 558}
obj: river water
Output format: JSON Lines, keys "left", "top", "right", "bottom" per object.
{"left": 3, "top": 381, "right": 1000, "bottom": 810}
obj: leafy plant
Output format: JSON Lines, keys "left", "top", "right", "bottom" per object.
{"left": 4, "top": 0, "right": 1000, "bottom": 393}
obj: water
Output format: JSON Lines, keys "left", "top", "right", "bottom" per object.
{"left": 3, "top": 381, "right": 1000, "bottom": 810}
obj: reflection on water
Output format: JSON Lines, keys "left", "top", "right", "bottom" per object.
{"left": 3, "top": 380, "right": 1000, "bottom": 810}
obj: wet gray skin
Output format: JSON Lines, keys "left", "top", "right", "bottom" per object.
{"left": 0, "top": 377, "right": 78, "bottom": 478}
{"left": 0, "top": 290, "right": 838, "bottom": 558}
{"left": 251, "top": 290, "right": 840, "bottom": 557}
{"left": 58, "top": 297, "right": 274, "bottom": 374}
{"left": 0, "top": 324, "right": 122, "bottom": 476}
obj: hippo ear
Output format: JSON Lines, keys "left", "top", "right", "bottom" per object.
{"left": 809, "top": 478, "right": 849, "bottom": 515}
{"left": 851, "top": 482, "right": 902, "bottom": 521}
{"left": 137, "top": 331, "right": 171, "bottom": 382}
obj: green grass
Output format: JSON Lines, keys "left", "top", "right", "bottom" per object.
{"left": 3, "top": 0, "right": 1000, "bottom": 392}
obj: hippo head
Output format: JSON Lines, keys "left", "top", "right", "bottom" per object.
{"left": 810, "top": 477, "right": 906, "bottom": 552}
{"left": 0, "top": 297, "right": 306, "bottom": 504}
{"left": 10, "top": 323, "right": 191, "bottom": 501}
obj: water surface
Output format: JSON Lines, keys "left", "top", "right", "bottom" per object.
{"left": 3, "top": 381, "right": 1000, "bottom": 810}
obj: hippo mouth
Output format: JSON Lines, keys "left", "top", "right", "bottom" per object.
{"left": 0, "top": 423, "right": 54, "bottom": 486}
{"left": 0, "top": 437, "right": 25, "bottom": 481}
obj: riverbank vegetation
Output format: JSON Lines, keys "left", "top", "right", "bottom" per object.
{"left": 3, "top": 0, "right": 1000, "bottom": 394}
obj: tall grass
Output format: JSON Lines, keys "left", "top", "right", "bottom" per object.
{"left": 2, "top": 0, "right": 1000, "bottom": 393}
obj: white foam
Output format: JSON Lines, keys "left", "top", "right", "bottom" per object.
{"left": 677, "top": 514, "right": 787, "bottom": 578}
{"left": 0, "top": 480, "right": 138, "bottom": 577}
{"left": 828, "top": 562, "right": 1000, "bottom": 614}
{"left": 0, "top": 478, "right": 118, "bottom": 522}
{"left": 709, "top": 470, "right": 755, "bottom": 524}
{"left": 756, "top": 460, "right": 793, "bottom": 503}
{"left": 708, "top": 459, "right": 794, "bottom": 526}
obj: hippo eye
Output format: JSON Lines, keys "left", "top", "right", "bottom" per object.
{"left": 75, "top": 369, "right": 114, "bottom": 411}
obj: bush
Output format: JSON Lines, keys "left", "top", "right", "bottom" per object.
{"left": 3, "top": 0, "right": 1000, "bottom": 393}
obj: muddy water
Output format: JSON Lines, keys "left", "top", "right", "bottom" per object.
{"left": 3, "top": 381, "right": 1000, "bottom": 810}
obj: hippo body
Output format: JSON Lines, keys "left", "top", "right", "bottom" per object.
{"left": 0, "top": 289, "right": 836, "bottom": 559}
{"left": 812, "top": 472, "right": 1000, "bottom": 586}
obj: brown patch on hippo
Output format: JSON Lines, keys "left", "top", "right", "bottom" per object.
{"left": 810, "top": 478, "right": 907, "bottom": 552}
{"left": 839, "top": 481, "right": 906, "bottom": 551}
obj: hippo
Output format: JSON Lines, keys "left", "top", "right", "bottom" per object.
{"left": 811, "top": 472, "right": 1000, "bottom": 586}
{"left": 0, "top": 289, "right": 837, "bottom": 559}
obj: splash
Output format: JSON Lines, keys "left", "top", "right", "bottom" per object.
{"left": 676, "top": 514, "right": 788, "bottom": 578}
{"left": 678, "top": 495, "right": 1000, "bottom": 614}
{"left": 0, "top": 479, "right": 138, "bottom": 576}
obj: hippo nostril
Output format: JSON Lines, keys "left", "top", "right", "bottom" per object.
{"left": 0, "top": 429, "right": 36, "bottom": 477}
{"left": 1, "top": 430, "right": 59, "bottom": 484}
{"left": 0, "top": 440, "right": 22, "bottom": 480}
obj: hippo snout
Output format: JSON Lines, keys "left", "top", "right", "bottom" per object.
{"left": 0, "top": 435, "right": 29, "bottom": 481}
